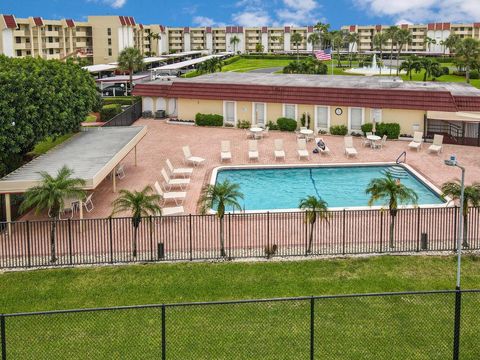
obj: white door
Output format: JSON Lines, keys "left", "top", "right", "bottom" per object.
{"left": 224, "top": 101, "right": 236, "bottom": 126}
{"left": 315, "top": 106, "right": 329, "bottom": 131}
{"left": 254, "top": 103, "right": 265, "bottom": 127}
{"left": 349, "top": 107, "right": 363, "bottom": 132}
{"left": 168, "top": 98, "right": 177, "bottom": 117}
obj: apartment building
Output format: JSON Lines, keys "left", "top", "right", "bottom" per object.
{"left": 342, "top": 23, "right": 480, "bottom": 54}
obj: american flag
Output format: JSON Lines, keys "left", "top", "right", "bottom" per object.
{"left": 314, "top": 48, "right": 332, "bottom": 61}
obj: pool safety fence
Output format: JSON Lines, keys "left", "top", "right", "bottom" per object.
{"left": 1, "top": 289, "right": 479, "bottom": 359}
{"left": 1, "top": 206, "right": 479, "bottom": 269}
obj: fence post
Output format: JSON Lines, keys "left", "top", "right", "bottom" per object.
{"left": 452, "top": 288, "right": 462, "bottom": 360}
{"left": 310, "top": 297, "right": 315, "bottom": 360}
{"left": 228, "top": 213, "right": 232, "bottom": 260}
{"left": 109, "top": 217, "right": 113, "bottom": 264}
{"left": 1, "top": 314, "right": 6, "bottom": 360}
{"left": 416, "top": 207, "right": 421, "bottom": 252}
{"left": 161, "top": 305, "right": 166, "bottom": 360}
{"left": 26, "top": 221, "right": 31, "bottom": 268}
{"left": 342, "top": 209, "right": 346, "bottom": 255}
{"left": 380, "top": 211, "right": 384, "bottom": 253}
{"left": 189, "top": 214, "right": 193, "bottom": 261}
{"left": 267, "top": 212, "right": 270, "bottom": 257}
{"left": 453, "top": 206, "right": 458, "bottom": 251}
{"left": 150, "top": 216, "right": 154, "bottom": 262}
{"left": 68, "top": 218, "right": 73, "bottom": 265}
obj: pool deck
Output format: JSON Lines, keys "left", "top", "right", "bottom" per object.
{"left": 20, "top": 119, "right": 480, "bottom": 219}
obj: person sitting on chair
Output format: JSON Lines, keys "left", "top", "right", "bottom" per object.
{"left": 317, "top": 139, "right": 326, "bottom": 151}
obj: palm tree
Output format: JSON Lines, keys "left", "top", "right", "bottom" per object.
{"left": 118, "top": 47, "right": 144, "bottom": 104}
{"left": 291, "top": 32, "right": 304, "bottom": 60}
{"left": 373, "top": 32, "right": 388, "bottom": 74}
{"left": 299, "top": 196, "right": 329, "bottom": 253}
{"left": 255, "top": 43, "right": 264, "bottom": 53}
{"left": 20, "top": 166, "right": 86, "bottom": 262}
{"left": 366, "top": 173, "right": 418, "bottom": 248}
{"left": 424, "top": 36, "right": 437, "bottom": 52}
{"left": 400, "top": 56, "right": 421, "bottom": 80}
{"left": 395, "top": 29, "right": 413, "bottom": 74}
{"left": 444, "top": 34, "right": 461, "bottom": 55}
{"left": 385, "top": 26, "right": 399, "bottom": 75}
{"left": 111, "top": 186, "right": 162, "bottom": 258}
{"left": 198, "top": 180, "right": 244, "bottom": 257}
{"left": 313, "top": 22, "right": 330, "bottom": 49}
{"left": 455, "top": 38, "right": 480, "bottom": 83}
{"left": 328, "top": 30, "right": 346, "bottom": 67}
{"left": 442, "top": 180, "right": 480, "bottom": 248}
{"left": 307, "top": 33, "right": 320, "bottom": 56}
{"left": 347, "top": 32, "right": 359, "bottom": 68}
{"left": 419, "top": 57, "right": 441, "bottom": 81}
{"left": 230, "top": 35, "right": 240, "bottom": 53}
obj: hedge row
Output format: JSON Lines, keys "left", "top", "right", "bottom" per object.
{"left": 361, "top": 122, "right": 401, "bottom": 139}
{"left": 330, "top": 125, "right": 348, "bottom": 136}
{"left": 276, "top": 117, "right": 297, "bottom": 131}
{"left": 102, "top": 96, "right": 141, "bottom": 106}
{"left": 100, "top": 104, "right": 122, "bottom": 121}
{"left": 195, "top": 113, "right": 224, "bottom": 126}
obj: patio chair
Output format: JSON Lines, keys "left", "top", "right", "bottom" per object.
{"left": 362, "top": 132, "right": 373, "bottom": 147}
{"left": 220, "top": 140, "right": 232, "bottom": 162}
{"left": 182, "top": 146, "right": 205, "bottom": 166}
{"left": 162, "top": 206, "right": 185, "bottom": 216}
{"left": 377, "top": 135, "right": 388, "bottom": 149}
{"left": 263, "top": 126, "right": 269, "bottom": 138}
{"left": 297, "top": 138, "right": 309, "bottom": 160}
{"left": 161, "top": 168, "right": 190, "bottom": 191}
{"left": 154, "top": 181, "right": 186, "bottom": 205}
{"left": 428, "top": 134, "right": 444, "bottom": 155}
{"left": 314, "top": 138, "right": 330, "bottom": 155}
{"left": 344, "top": 136, "right": 358, "bottom": 157}
{"left": 116, "top": 164, "right": 126, "bottom": 179}
{"left": 248, "top": 140, "right": 259, "bottom": 161}
{"left": 274, "top": 139, "right": 285, "bottom": 160}
{"left": 166, "top": 159, "right": 193, "bottom": 178}
{"left": 408, "top": 131, "right": 423, "bottom": 152}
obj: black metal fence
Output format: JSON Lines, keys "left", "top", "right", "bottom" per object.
{"left": 1, "top": 207, "right": 479, "bottom": 269}
{"left": 1, "top": 289, "right": 479, "bottom": 359}
{"left": 103, "top": 101, "right": 142, "bottom": 127}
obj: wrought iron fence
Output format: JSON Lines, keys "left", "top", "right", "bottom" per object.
{"left": 102, "top": 101, "right": 142, "bottom": 127}
{"left": 1, "top": 289, "right": 479, "bottom": 359}
{"left": 1, "top": 207, "right": 479, "bottom": 269}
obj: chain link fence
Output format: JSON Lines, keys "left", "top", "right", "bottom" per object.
{"left": 1, "top": 290, "right": 479, "bottom": 359}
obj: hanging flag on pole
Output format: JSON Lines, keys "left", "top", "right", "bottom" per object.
{"left": 314, "top": 48, "right": 332, "bottom": 61}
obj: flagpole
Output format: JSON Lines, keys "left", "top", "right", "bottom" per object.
{"left": 331, "top": 43, "right": 334, "bottom": 75}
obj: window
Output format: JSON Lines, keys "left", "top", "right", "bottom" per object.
{"left": 26, "top": 37, "right": 30, "bottom": 43}
{"left": 49, "top": 49, "right": 54, "bottom": 55}
{"left": 26, "top": 50, "right": 31, "bottom": 55}
{"left": 16, "top": 50, "right": 22, "bottom": 57}
{"left": 224, "top": 101, "right": 236, "bottom": 125}
{"left": 371, "top": 108, "right": 382, "bottom": 123}
{"left": 315, "top": 106, "right": 330, "bottom": 130}
{"left": 283, "top": 104, "right": 296, "bottom": 120}
{"left": 349, "top": 107, "right": 364, "bottom": 132}
{"left": 16, "top": 37, "right": 21, "bottom": 43}
{"left": 107, "top": 28, "right": 112, "bottom": 36}
{"left": 253, "top": 103, "right": 266, "bottom": 126}
{"left": 47, "top": 25, "right": 53, "bottom": 31}
{"left": 108, "top": 38, "right": 112, "bottom": 46}
{"left": 108, "top": 48, "right": 112, "bottom": 56}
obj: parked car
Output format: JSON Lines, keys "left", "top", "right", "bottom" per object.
{"left": 102, "top": 84, "right": 129, "bottom": 97}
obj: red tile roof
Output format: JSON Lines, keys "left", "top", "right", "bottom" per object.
{"left": 226, "top": 26, "right": 232, "bottom": 33}
{"left": 375, "top": 25, "right": 381, "bottom": 31}
{"left": 139, "top": 23, "right": 143, "bottom": 29}
{"left": 129, "top": 17, "right": 135, "bottom": 26}
{"left": 475, "top": 23, "right": 480, "bottom": 29}
{"left": 428, "top": 23, "right": 435, "bottom": 30}
{"left": 237, "top": 26, "right": 243, "bottom": 33}
{"left": 3, "top": 15, "right": 17, "bottom": 29}
{"left": 33, "top": 17, "right": 44, "bottom": 27}
{"left": 125, "top": 16, "right": 131, "bottom": 26}
{"left": 284, "top": 26, "right": 290, "bottom": 33}
{"left": 307, "top": 26, "right": 313, "bottom": 32}
{"left": 133, "top": 82, "right": 471, "bottom": 112}
{"left": 401, "top": 24, "right": 408, "bottom": 29}
{"left": 261, "top": 26, "right": 268, "bottom": 33}
{"left": 349, "top": 25, "right": 356, "bottom": 32}
{"left": 443, "top": 23, "right": 450, "bottom": 30}
{"left": 206, "top": 26, "right": 212, "bottom": 33}
{"left": 119, "top": 16, "right": 126, "bottom": 25}
{"left": 65, "top": 19, "right": 75, "bottom": 28}
{"left": 184, "top": 26, "right": 190, "bottom": 33}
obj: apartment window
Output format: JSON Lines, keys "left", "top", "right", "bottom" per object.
{"left": 223, "top": 101, "right": 236, "bottom": 126}
{"left": 48, "top": 25, "right": 53, "bottom": 31}
{"left": 16, "top": 37, "right": 21, "bottom": 43}
{"left": 108, "top": 48, "right": 112, "bottom": 56}
{"left": 49, "top": 49, "right": 54, "bottom": 55}
{"left": 26, "top": 50, "right": 31, "bottom": 55}
{"left": 371, "top": 108, "right": 382, "bottom": 123}
{"left": 349, "top": 107, "right": 364, "bottom": 132}
{"left": 108, "top": 38, "right": 112, "bottom": 46}
{"left": 315, "top": 106, "right": 330, "bottom": 130}
{"left": 107, "top": 28, "right": 112, "bottom": 36}
{"left": 253, "top": 103, "right": 266, "bottom": 126}
{"left": 283, "top": 104, "right": 297, "bottom": 120}
{"left": 16, "top": 50, "right": 22, "bottom": 57}
{"left": 26, "top": 37, "right": 30, "bottom": 43}
{"left": 48, "top": 37, "right": 53, "bottom": 43}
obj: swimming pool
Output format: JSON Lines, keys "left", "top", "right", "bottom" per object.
{"left": 213, "top": 164, "right": 446, "bottom": 211}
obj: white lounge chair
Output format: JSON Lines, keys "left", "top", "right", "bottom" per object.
{"left": 182, "top": 146, "right": 205, "bottom": 166}
{"left": 428, "top": 134, "right": 444, "bottom": 154}
{"left": 248, "top": 140, "right": 259, "bottom": 161}
{"left": 154, "top": 181, "right": 186, "bottom": 206}
{"left": 162, "top": 206, "right": 185, "bottom": 216}
{"left": 314, "top": 138, "right": 330, "bottom": 155}
{"left": 220, "top": 140, "right": 232, "bottom": 162}
{"left": 274, "top": 139, "right": 285, "bottom": 160}
{"left": 344, "top": 136, "right": 358, "bottom": 157}
{"left": 408, "top": 131, "right": 423, "bottom": 152}
{"left": 161, "top": 168, "right": 190, "bottom": 191}
{"left": 116, "top": 164, "right": 126, "bottom": 179}
{"left": 297, "top": 138, "right": 309, "bottom": 160}
{"left": 166, "top": 159, "right": 193, "bottom": 178}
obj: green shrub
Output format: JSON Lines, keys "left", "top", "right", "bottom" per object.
{"left": 360, "top": 122, "right": 401, "bottom": 139}
{"left": 142, "top": 111, "right": 153, "bottom": 118}
{"left": 442, "top": 67, "right": 450, "bottom": 75}
{"left": 102, "top": 96, "right": 141, "bottom": 106}
{"left": 241, "top": 54, "right": 308, "bottom": 60}
{"left": 361, "top": 123, "right": 373, "bottom": 134}
{"left": 100, "top": 104, "right": 122, "bottom": 121}
{"left": 330, "top": 125, "right": 348, "bottom": 136}
{"left": 469, "top": 70, "right": 480, "bottom": 80}
{"left": 266, "top": 120, "right": 279, "bottom": 130}
{"left": 237, "top": 120, "right": 251, "bottom": 129}
{"left": 276, "top": 117, "right": 297, "bottom": 132}
{"left": 224, "top": 56, "right": 241, "bottom": 65}
{"left": 195, "top": 113, "right": 223, "bottom": 126}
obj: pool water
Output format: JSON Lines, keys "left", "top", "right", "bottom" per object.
{"left": 215, "top": 165, "right": 445, "bottom": 211}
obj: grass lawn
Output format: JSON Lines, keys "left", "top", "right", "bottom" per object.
{"left": 28, "top": 133, "right": 74, "bottom": 157}
{"left": 400, "top": 70, "right": 480, "bottom": 89}
{"left": 222, "top": 58, "right": 293, "bottom": 72}
{"left": 2, "top": 256, "right": 480, "bottom": 359}
{"left": 84, "top": 114, "right": 97, "bottom": 123}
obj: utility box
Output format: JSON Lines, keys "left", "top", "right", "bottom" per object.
{"left": 421, "top": 233, "right": 428, "bottom": 250}
{"left": 157, "top": 242, "right": 165, "bottom": 259}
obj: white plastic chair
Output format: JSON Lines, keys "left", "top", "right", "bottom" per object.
{"left": 297, "top": 138, "right": 309, "bottom": 160}
{"left": 116, "top": 164, "right": 126, "bottom": 179}
{"left": 428, "top": 134, "right": 444, "bottom": 154}
{"left": 154, "top": 181, "right": 186, "bottom": 205}
{"left": 274, "top": 139, "right": 285, "bottom": 160}
{"left": 408, "top": 131, "right": 423, "bottom": 152}
{"left": 166, "top": 159, "right": 193, "bottom": 178}
{"left": 161, "top": 168, "right": 190, "bottom": 190}
{"left": 344, "top": 136, "right": 358, "bottom": 157}
{"left": 220, "top": 140, "right": 232, "bottom": 162}
{"left": 248, "top": 140, "right": 259, "bottom": 161}
{"left": 182, "top": 146, "right": 205, "bottom": 166}
{"left": 314, "top": 137, "right": 330, "bottom": 155}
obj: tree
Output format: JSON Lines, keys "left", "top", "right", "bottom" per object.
{"left": 444, "top": 34, "right": 461, "bottom": 55}
{"left": 230, "top": 35, "right": 240, "bottom": 53}
{"left": 198, "top": 180, "right": 243, "bottom": 257}
{"left": 395, "top": 29, "right": 413, "bottom": 74}
{"left": 117, "top": 47, "right": 144, "bottom": 104}
{"left": 198, "top": 57, "right": 224, "bottom": 74}
{"left": 255, "top": 43, "right": 264, "bottom": 53}
{"left": 346, "top": 32, "right": 359, "bottom": 68}
{"left": 328, "top": 30, "right": 346, "bottom": 67}
{"left": 424, "top": 36, "right": 437, "bottom": 52}
{"left": 313, "top": 22, "right": 330, "bottom": 49}
{"left": 0, "top": 56, "right": 101, "bottom": 177}
{"left": 419, "top": 57, "right": 442, "bottom": 81}
{"left": 291, "top": 32, "right": 304, "bottom": 60}
{"left": 307, "top": 33, "right": 320, "bottom": 55}
{"left": 385, "top": 26, "right": 399, "bottom": 75}
{"left": 366, "top": 173, "right": 418, "bottom": 248}
{"left": 442, "top": 180, "right": 480, "bottom": 248}
{"left": 20, "top": 166, "right": 86, "bottom": 262}
{"left": 283, "top": 58, "right": 328, "bottom": 74}
{"left": 455, "top": 38, "right": 480, "bottom": 83}
{"left": 373, "top": 32, "right": 388, "bottom": 74}
{"left": 299, "top": 195, "right": 329, "bottom": 253}
{"left": 400, "top": 56, "right": 421, "bottom": 80}
{"left": 111, "top": 186, "right": 162, "bottom": 258}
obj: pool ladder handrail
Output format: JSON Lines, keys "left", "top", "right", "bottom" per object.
{"left": 396, "top": 151, "right": 407, "bottom": 164}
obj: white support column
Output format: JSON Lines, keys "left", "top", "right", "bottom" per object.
{"left": 112, "top": 168, "right": 117, "bottom": 193}
{"left": 306, "top": 32, "right": 313, "bottom": 52}
{"left": 261, "top": 32, "right": 268, "bottom": 53}
{"left": 284, "top": 32, "right": 291, "bottom": 52}
{"left": 5, "top": 193, "right": 12, "bottom": 236}
{"left": 206, "top": 32, "right": 213, "bottom": 53}
{"left": 79, "top": 199, "right": 83, "bottom": 220}
{"left": 183, "top": 32, "right": 191, "bottom": 52}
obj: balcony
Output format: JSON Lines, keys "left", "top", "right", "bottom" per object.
{"left": 13, "top": 29, "right": 28, "bottom": 37}
{"left": 44, "top": 30, "right": 60, "bottom": 37}
{"left": 75, "top": 31, "right": 88, "bottom": 37}
{"left": 14, "top": 42, "right": 28, "bottom": 50}
{"left": 45, "top": 53, "right": 61, "bottom": 60}
{"left": 44, "top": 42, "right": 60, "bottom": 49}
{"left": 75, "top": 41, "right": 87, "bottom": 48}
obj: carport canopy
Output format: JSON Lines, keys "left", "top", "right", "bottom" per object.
{"left": 0, "top": 126, "right": 147, "bottom": 222}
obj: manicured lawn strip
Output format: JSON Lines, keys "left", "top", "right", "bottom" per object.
{"left": 84, "top": 114, "right": 97, "bottom": 123}
{"left": 222, "top": 58, "right": 293, "bottom": 72}
{"left": 2, "top": 256, "right": 480, "bottom": 359}
{"left": 400, "top": 71, "right": 480, "bottom": 88}
{"left": 28, "top": 133, "right": 75, "bottom": 157}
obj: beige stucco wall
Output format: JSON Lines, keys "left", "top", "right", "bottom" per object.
{"left": 177, "top": 98, "right": 223, "bottom": 120}
{"left": 382, "top": 109, "right": 425, "bottom": 135}
{"left": 329, "top": 106, "right": 348, "bottom": 127}
{"left": 237, "top": 101, "right": 253, "bottom": 124}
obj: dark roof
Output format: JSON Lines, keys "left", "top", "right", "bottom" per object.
{"left": 3, "top": 15, "right": 17, "bottom": 29}
{"left": 129, "top": 16, "right": 135, "bottom": 26}
{"left": 33, "top": 17, "right": 43, "bottom": 27}
{"left": 133, "top": 73, "right": 480, "bottom": 112}
{"left": 65, "top": 19, "right": 75, "bottom": 28}
{"left": 119, "top": 16, "right": 126, "bottom": 25}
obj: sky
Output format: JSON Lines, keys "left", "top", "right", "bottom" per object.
{"left": 1, "top": 0, "right": 479, "bottom": 28}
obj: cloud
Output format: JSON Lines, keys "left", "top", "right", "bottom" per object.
{"left": 232, "top": 11, "right": 272, "bottom": 26}
{"left": 87, "top": 0, "right": 127, "bottom": 9}
{"left": 353, "top": 0, "right": 480, "bottom": 23}
{"left": 192, "top": 16, "right": 226, "bottom": 27}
